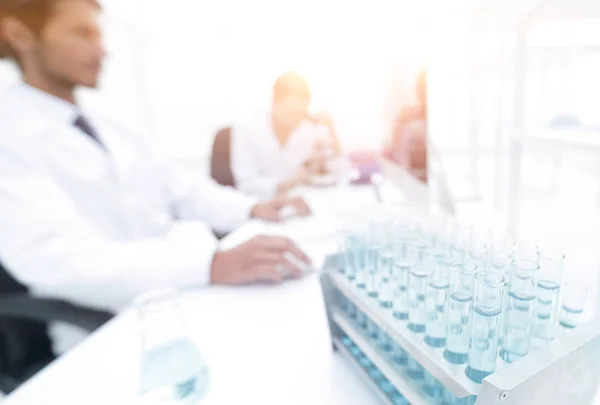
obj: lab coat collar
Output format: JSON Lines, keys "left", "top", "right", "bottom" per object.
{"left": 14, "top": 82, "right": 80, "bottom": 125}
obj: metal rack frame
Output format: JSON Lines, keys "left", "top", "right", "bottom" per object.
{"left": 320, "top": 264, "right": 600, "bottom": 405}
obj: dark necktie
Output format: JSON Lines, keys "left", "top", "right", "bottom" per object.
{"left": 73, "top": 115, "right": 105, "bottom": 150}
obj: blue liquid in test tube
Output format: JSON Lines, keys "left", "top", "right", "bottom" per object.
{"left": 560, "top": 306, "right": 585, "bottom": 330}
{"left": 347, "top": 234, "right": 367, "bottom": 289}
{"left": 466, "top": 272, "right": 505, "bottom": 384}
{"left": 378, "top": 332, "right": 394, "bottom": 353}
{"left": 347, "top": 301, "right": 357, "bottom": 320}
{"left": 500, "top": 260, "right": 538, "bottom": 363}
{"left": 560, "top": 282, "right": 588, "bottom": 330}
{"left": 443, "top": 390, "right": 477, "bottom": 405}
{"left": 530, "top": 250, "right": 564, "bottom": 349}
{"left": 350, "top": 346, "right": 362, "bottom": 357}
{"left": 423, "top": 372, "right": 444, "bottom": 398}
{"left": 408, "top": 263, "right": 433, "bottom": 333}
{"left": 391, "top": 392, "right": 409, "bottom": 405}
{"left": 407, "top": 357, "right": 425, "bottom": 380}
{"left": 368, "top": 367, "right": 384, "bottom": 381}
{"left": 444, "top": 263, "right": 477, "bottom": 364}
{"left": 358, "top": 355, "right": 372, "bottom": 368}
{"left": 380, "top": 380, "right": 395, "bottom": 395}
{"left": 357, "top": 310, "right": 368, "bottom": 330}
{"left": 367, "top": 318, "right": 380, "bottom": 341}
{"left": 425, "top": 259, "right": 449, "bottom": 348}
{"left": 392, "top": 343, "right": 408, "bottom": 366}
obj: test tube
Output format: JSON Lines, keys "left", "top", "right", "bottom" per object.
{"left": 366, "top": 243, "right": 381, "bottom": 299}
{"left": 490, "top": 233, "right": 514, "bottom": 253}
{"left": 530, "top": 249, "right": 564, "bottom": 349}
{"left": 356, "top": 310, "right": 368, "bottom": 330}
{"left": 444, "top": 263, "right": 477, "bottom": 364}
{"left": 366, "top": 318, "right": 380, "bottom": 341}
{"left": 378, "top": 246, "right": 395, "bottom": 309}
{"left": 513, "top": 242, "right": 539, "bottom": 262}
{"left": 443, "top": 391, "right": 478, "bottom": 405}
{"left": 378, "top": 332, "right": 394, "bottom": 353}
{"left": 368, "top": 367, "right": 384, "bottom": 382}
{"left": 560, "top": 280, "right": 588, "bottom": 330}
{"left": 426, "top": 211, "right": 447, "bottom": 248}
{"left": 407, "top": 356, "right": 425, "bottom": 380}
{"left": 346, "top": 233, "right": 367, "bottom": 289}
{"left": 448, "top": 218, "right": 467, "bottom": 253}
{"left": 391, "top": 239, "right": 414, "bottom": 320}
{"left": 367, "top": 213, "right": 391, "bottom": 298}
{"left": 408, "top": 262, "right": 434, "bottom": 333}
{"left": 392, "top": 342, "right": 408, "bottom": 366}
{"left": 379, "top": 380, "right": 395, "bottom": 396}
{"left": 465, "top": 272, "right": 505, "bottom": 384}
{"left": 336, "top": 229, "right": 348, "bottom": 276}
{"left": 358, "top": 355, "right": 373, "bottom": 368}
{"left": 485, "top": 249, "right": 512, "bottom": 276}
{"left": 467, "top": 227, "right": 490, "bottom": 267}
{"left": 500, "top": 260, "right": 539, "bottom": 363}
{"left": 390, "top": 392, "right": 409, "bottom": 405}
{"left": 425, "top": 259, "right": 450, "bottom": 348}
{"left": 423, "top": 372, "right": 444, "bottom": 399}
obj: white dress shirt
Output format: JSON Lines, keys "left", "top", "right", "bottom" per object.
{"left": 0, "top": 83, "right": 255, "bottom": 353}
{"left": 231, "top": 112, "right": 326, "bottom": 200}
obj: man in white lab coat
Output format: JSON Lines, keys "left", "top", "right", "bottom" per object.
{"left": 0, "top": 0, "right": 313, "bottom": 353}
{"left": 231, "top": 72, "right": 341, "bottom": 200}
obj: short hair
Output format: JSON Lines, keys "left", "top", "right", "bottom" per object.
{"left": 0, "top": 0, "right": 99, "bottom": 62}
{"left": 273, "top": 71, "right": 311, "bottom": 103}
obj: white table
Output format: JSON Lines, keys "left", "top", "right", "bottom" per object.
{"left": 4, "top": 186, "right": 383, "bottom": 405}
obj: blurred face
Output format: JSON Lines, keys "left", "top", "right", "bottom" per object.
{"left": 15, "top": 0, "right": 105, "bottom": 88}
{"left": 272, "top": 96, "right": 310, "bottom": 132}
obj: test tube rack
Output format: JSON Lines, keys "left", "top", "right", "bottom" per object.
{"left": 319, "top": 256, "right": 600, "bottom": 405}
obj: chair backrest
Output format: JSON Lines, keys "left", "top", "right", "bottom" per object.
{"left": 0, "top": 263, "right": 53, "bottom": 388}
{"left": 210, "top": 127, "right": 235, "bottom": 188}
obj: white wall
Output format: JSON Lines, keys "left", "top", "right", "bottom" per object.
{"left": 94, "top": 0, "right": 435, "bottom": 160}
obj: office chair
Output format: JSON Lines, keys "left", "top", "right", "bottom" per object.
{"left": 210, "top": 127, "right": 235, "bottom": 188}
{"left": 0, "top": 263, "right": 113, "bottom": 395}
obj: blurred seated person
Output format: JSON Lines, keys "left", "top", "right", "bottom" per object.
{"left": 0, "top": 0, "right": 312, "bottom": 354}
{"left": 388, "top": 70, "right": 428, "bottom": 183}
{"left": 231, "top": 72, "right": 341, "bottom": 200}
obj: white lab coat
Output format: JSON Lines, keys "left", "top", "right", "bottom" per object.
{"left": 231, "top": 112, "right": 326, "bottom": 200}
{"left": 0, "top": 84, "right": 255, "bottom": 353}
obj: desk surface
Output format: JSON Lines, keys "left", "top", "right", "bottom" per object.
{"left": 6, "top": 276, "right": 381, "bottom": 405}
{"left": 4, "top": 186, "right": 383, "bottom": 405}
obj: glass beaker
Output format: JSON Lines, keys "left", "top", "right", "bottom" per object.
{"left": 138, "top": 289, "right": 209, "bottom": 404}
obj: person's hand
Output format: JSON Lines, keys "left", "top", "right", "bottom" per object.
{"left": 210, "top": 235, "right": 312, "bottom": 285}
{"left": 305, "top": 150, "right": 328, "bottom": 175}
{"left": 251, "top": 196, "right": 312, "bottom": 222}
